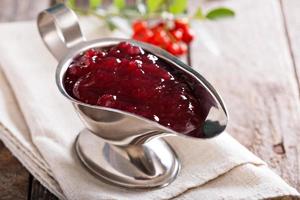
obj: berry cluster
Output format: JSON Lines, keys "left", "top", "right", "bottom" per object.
{"left": 132, "top": 19, "right": 194, "bottom": 56}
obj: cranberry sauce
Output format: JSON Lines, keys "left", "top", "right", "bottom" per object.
{"left": 63, "top": 42, "right": 211, "bottom": 137}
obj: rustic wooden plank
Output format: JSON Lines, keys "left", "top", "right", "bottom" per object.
{"left": 189, "top": 0, "right": 300, "bottom": 191}
{"left": 280, "top": 1, "right": 300, "bottom": 98}
{"left": 279, "top": 0, "right": 300, "bottom": 123}
{"left": 0, "top": 141, "right": 29, "bottom": 200}
{"left": 28, "top": 175, "right": 58, "bottom": 200}
{"left": 279, "top": 0, "right": 300, "bottom": 191}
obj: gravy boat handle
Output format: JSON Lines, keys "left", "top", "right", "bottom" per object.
{"left": 37, "top": 3, "right": 85, "bottom": 61}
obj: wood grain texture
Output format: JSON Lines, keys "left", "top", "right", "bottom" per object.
{"left": 0, "top": 141, "right": 28, "bottom": 200}
{"left": 280, "top": 1, "right": 300, "bottom": 100}
{"left": 28, "top": 175, "right": 58, "bottom": 200}
{"left": 279, "top": 0, "right": 300, "bottom": 191}
{"left": 190, "top": 0, "right": 300, "bottom": 191}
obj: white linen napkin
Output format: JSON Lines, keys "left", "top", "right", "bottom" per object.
{"left": 0, "top": 19, "right": 299, "bottom": 200}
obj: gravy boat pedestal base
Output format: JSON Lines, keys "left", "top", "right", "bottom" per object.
{"left": 76, "top": 129, "right": 180, "bottom": 188}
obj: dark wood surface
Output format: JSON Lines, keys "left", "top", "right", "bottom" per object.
{"left": 0, "top": 140, "right": 56, "bottom": 200}
{"left": 28, "top": 176, "right": 58, "bottom": 200}
{"left": 1, "top": 0, "right": 300, "bottom": 200}
{"left": 0, "top": 141, "right": 28, "bottom": 200}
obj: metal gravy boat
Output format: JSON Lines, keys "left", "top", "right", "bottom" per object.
{"left": 37, "top": 3, "right": 228, "bottom": 189}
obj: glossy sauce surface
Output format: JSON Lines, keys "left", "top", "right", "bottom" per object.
{"left": 64, "top": 42, "right": 208, "bottom": 137}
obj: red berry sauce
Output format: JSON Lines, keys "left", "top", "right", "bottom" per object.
{"left": 63, "top": 42, "right": 209, "bottom": 137}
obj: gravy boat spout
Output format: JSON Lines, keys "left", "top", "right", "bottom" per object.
{"left": 38, "top": 3, "right": 228, "bottom": 189}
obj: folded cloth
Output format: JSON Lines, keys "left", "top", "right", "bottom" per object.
{"left": 0, "top": 20, "right": 299, "bottom": 200}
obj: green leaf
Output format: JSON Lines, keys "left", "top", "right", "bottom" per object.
{"left": 89, "top": 0, "right": 102, "bottom": 10}
{"left": 193, "top": 7, "right": 204, "bottom": 19}
{"left": 168, "top": 0, "right": 187, "bottom": 14}
{"left": 147, "top": 0, "right": 165, "bottom": 13}
{"left": 205, "top": 7, "right": 235, "bottom": 20}
{"left": 114, "top": 0, "right": 125, "bottom": 10}
{"left": 67, "top": 0, "right": 76, "bottom": 9}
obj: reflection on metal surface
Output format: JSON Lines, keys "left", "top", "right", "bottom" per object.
{"left": 76, "top": 129, "right": 180, "bottom": 188}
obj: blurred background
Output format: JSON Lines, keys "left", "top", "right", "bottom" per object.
{"left": 0, "top": 0, "right": 50, "bottom": 22}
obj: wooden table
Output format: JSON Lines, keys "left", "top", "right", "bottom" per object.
{"left": 0, "top": 0, "right": 300, "bottom": 199}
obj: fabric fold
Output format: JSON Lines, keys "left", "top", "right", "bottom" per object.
{"left": 0, "top": 69, "right": 64, "bottom": 199}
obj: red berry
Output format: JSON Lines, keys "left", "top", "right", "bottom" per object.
{"left": 182, "top": 28, "right": 194, "bottom": 44}
{"left": 97, "top": 94, "right": 117, "bottom": 107}
{"left": 128, "top": 60, "right": 140, "bottom": 71}
{"left": 173, "top": 19, "right": 194, "bottom": 44}
{"left": 68, "top": 64, "right": 85, "bottom": 76}
{"left": 117, "top": 41, "right": 131, "bottom": 50}
{"left": 151, "top": 22, "right": 165, "bottom": 32}
{"left": 132, "top": 29, "right": 153, "bottom": 42}
{"left": 132, "top": 21, "right": 147, "bottom": 33}
{"left": 99, "top": 57, "right": 120, "bottom": 71}
{"left": 166, "top": 42, "right": 181, "bottom": 55}
{"left": 170, "top": 29, "right": 183, "bottom": 41}
{"left": 178, "top": 43, "right": 188, "bottom": 54}
{"left": 151, "top": 28, "right": 170, "bottom": 47}
{"left": 85, "top": 49, "right": 97, "bottom": 58}
{"left": 127, "top": 46, "right": 145, "bottom": 56}
{"left": 174, "top": 19, "right": 189, "bottom": 30}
